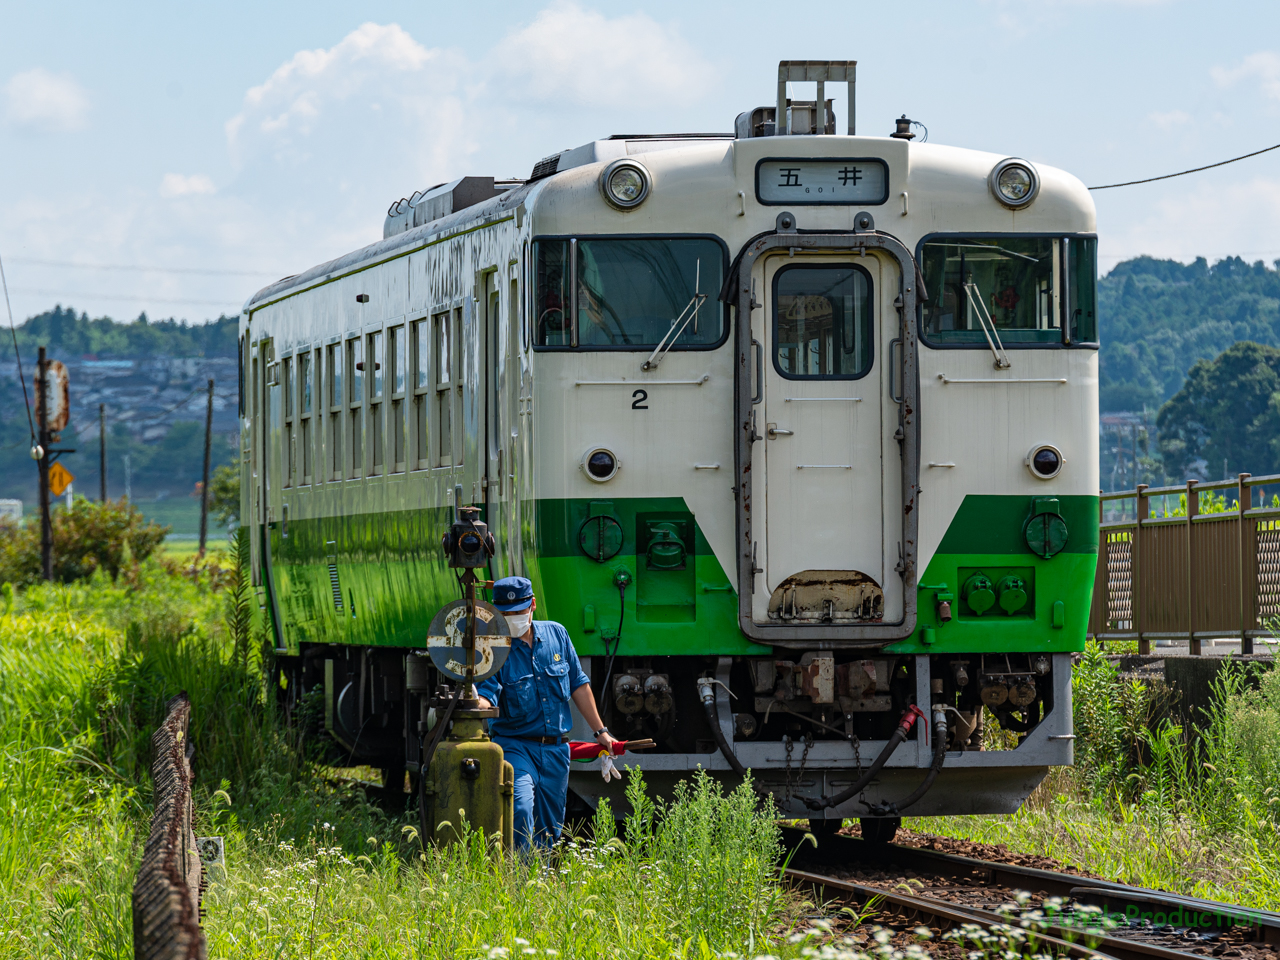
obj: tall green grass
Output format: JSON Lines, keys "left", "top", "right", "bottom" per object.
{"left": 0, "top": 552, "right": 814, "bottom": 959}
{"left": 916, "top": 642, "right": 1280, "bottom": 908}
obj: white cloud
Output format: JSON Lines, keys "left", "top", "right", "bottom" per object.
{"left": 489, "top": 2, "right": 715, "bottom": 107}
{"left": 4, "top": 68, "right": 89, "bottom": 132}
{"left": 225, "top": 21, "right": 466, "bottom": 171}
{"left": 1098, "top": 176, "right": 1280, "bottom": 268}
{"left": 1148, "top": 109, "right": 1191, "bottom": 130}
{"left": 159, "top": 174, "right": 216, "bottom": 198}
{"left": 1211, "top": 51, "right": 1280, "bottom": 101}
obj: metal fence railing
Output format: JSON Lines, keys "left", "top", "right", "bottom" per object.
{"left": 1087, "top": 473, "right": 1280, "bottom": 655}
{"left": 132, "top": 692, "right": 207, "bottom": 960}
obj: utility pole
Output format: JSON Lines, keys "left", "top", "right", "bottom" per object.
{"left": 198, "top": 378, "right": 214, "bottom": 556}
{"left": 99, "top": 403, "right": 107, "bottom": 501}
{"left": 37, "top": 346, "right": 52, "bottom": 581}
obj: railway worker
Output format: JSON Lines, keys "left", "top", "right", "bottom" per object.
{"left": 476, "top": 576, "right": 617, "bottom": 850}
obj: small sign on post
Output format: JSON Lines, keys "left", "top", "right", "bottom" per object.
{"left": 48, "top": 462, "right": 75, "bottom": 498}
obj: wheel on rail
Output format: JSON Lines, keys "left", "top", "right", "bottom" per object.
{"left": 859, "top": 816, "right": 900, "bottom": 845}
{"left": 808, "top": 817, "right": 845, "bottom": 840}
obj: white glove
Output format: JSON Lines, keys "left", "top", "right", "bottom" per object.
{"left": 600, "top": 753, "right": 622, "bottom": 782}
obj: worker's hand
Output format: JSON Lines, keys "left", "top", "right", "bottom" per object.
{"left": 595, "top": 730, "right": 618, "bottom": 753}
{"left": 476, "top": 696, "right": 493, "bottom": 710}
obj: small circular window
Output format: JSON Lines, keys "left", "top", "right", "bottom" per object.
{"left": 581, "top": 447, "right": 620, "bottom": 483}
{"left": 1025, "top": 444, "right": 1064, "bottom": 480}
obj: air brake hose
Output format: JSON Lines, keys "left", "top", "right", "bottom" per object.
{"left": 868, "top": 708, "right": 948, "bottom": 817}
{"left": 595, "top": 574, "right": 629, "bottom": 713}
{"left": 804, "top": 705, "right": 926, "bottom": 811}
{"left": 697, "top": 676, "right": 751, "bottom": 777}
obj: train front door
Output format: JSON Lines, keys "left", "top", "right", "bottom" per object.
{"left": 752, "top": 253, "right": 898, "bottom": 625}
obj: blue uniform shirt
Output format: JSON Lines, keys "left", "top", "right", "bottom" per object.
{"left": 476, "top": 620, "right": 591, "bottom": 738}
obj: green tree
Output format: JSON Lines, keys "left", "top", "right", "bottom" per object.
{"left": 1156, "top": 341, "right": 1280, "bottom": 480}
{"left": 1099, "top": 256, "right": 1280, "bottom": 412}
{"left": 0, "top": 497, "right": 168, "bottom": 586}
{"left": 209, "top": 464, "right": 240, "bottom": 527}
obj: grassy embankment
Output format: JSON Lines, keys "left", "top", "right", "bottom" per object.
{"left": 0, "top": 552, "right": 820, "bottom": 959}
{"left": 911, "top": 643, "right": 1280, "bottom": 908}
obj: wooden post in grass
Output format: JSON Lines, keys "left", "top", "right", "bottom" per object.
{"left": 37, "top": 346, "right": 52, "bottom": 582}
{"left": 99, "top": 403, "right": 107, "bottom": 501}
{"left": 198, "top": 378, "right": 214, "bottom": 558}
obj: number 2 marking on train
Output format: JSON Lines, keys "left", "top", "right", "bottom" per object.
{"left": 631, "top": 389, "right": 648, "bottom": 410}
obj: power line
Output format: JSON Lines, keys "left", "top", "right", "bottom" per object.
{"left": 10, "top": 288, "right": 242, "bottom": 308}
{"left": 1089, "top": 141, "right": 1280, "bottom": 190}
{"left": 0, "top": 251, "right": 36, "bottom": 445}
{"left": 7, "top": 257, "right": 279, "bottom": 278}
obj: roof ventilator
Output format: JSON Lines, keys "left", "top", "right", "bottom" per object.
{"left": 735, "top": 60, "right": 856, "bottom": 139}
{"left": 383, "top": 177, "right": 514, "bottom": 239}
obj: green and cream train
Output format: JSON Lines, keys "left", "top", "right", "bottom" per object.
{"left": 241, "top": 63, "right": 1098, "bottom": 832}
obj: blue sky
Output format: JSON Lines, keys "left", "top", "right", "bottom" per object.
{"left": 2, "top": 0, "right": 1279, "bottom": 324}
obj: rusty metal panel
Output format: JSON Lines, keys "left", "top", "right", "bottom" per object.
{"left": 1192, "top": 516, "right": 1241, "bottom": 635}
{"left": 1139, "top": 523, "right": 1188, "bottom": 635}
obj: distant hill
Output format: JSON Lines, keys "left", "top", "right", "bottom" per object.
{"left": 5, "top": 305, "right": 239, "bottom": 361}
{"left": 1099, "top": 256, "right": 1280, "bottom": 412}
{"left": 0, "top": 307, "right": 239, "bottom": 509}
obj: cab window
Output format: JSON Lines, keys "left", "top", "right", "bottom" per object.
{"left": 533, "top": 237, "right": 726, "bottom": 349}
{"left": 920, "top": 236, "right": 1097, "bottom": 345}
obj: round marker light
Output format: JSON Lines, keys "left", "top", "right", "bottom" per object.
{"left": 600, "top": 160, "right": 650, "bottom": 210}
{"left": 582, "top": 447, "right": 620, "bottom": 482}
{"left": 989, "top": 158, "right": 1039, "bottom": 208}
{"left": 1026, "top": 444, "right": 1064, "bottom": 480}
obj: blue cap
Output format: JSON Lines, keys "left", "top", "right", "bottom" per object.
{"left": 493, "top": 576, "right": 534, "bottom": 612}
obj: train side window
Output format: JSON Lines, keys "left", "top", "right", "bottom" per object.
{"left": 367, "top": 330, "right": 384, "bottom": 476}
{"left": 533, "top": 240, "right": 570, "bottom": 345}
{"left": 299, "top": 349, "right": 313, "bottom": 484}
{"left": 433, "top": 310, "right": 453, "bottom": 467}
{"left": 347, "top": 337, "right": 363, "bottom": 476}
{"left": 772, "top": 264, "right": 874, "bottom": 379}
{"left": 388, "top": 324, "right": 406, "bottom": 474}
{"left": 453, "top": 308, "right": 463, "bottom": 466}
{"left": 326, "top": 342, "right": 343, "bottom": 481}
{"left": 412, "top": 318, "right": 430, "bottom": 470}
{"left": 282, "top": 357, "right": 294, "bottom": 487}
{"left": 1066, "top": 238, "right": 1098, "bottom": 343}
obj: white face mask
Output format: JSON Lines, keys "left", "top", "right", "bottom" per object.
{"left": 505, "top": 610, "right": 533, "bottom": 636}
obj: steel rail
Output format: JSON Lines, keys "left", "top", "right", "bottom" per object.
{"left": 859, "top": 837, "right": 1280, "bottom": 946}
{"left": 785, "top": 866, "right": 1175, "bottom": 960}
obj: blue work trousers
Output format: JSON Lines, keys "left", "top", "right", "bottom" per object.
{"left": 493, "top": 736, "right": 570, "bottom": 851}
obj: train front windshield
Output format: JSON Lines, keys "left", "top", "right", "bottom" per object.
{"left": 534, "top": 237, "right": 725, "bottom": 348}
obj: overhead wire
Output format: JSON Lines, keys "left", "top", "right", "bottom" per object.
{"left": 0, "top": 250, "right": 37, "bottom": 446}
{"left": 1089, "top": 141, "right": 1280, "bottom": 190}
{"left": 6, "top": 257, "right": 279, "bottom": 277}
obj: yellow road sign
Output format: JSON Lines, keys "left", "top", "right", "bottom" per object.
{"left": 48, "top": 461, "right": 75, "bottom": 497}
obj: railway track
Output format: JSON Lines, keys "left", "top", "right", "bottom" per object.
{"left": 781, "top": 828, "right": 1280, "bottom": 960}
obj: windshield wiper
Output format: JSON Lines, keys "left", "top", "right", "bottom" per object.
{"left": 963, "top": 278, "right": 1012, "bottom": 369}
{"left": 642, "top": 259, "right": 707, "bottom": 370}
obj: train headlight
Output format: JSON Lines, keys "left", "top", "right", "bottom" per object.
{"left": 601, "top": 160, "right": 650, "bottom": 210}
{"left": 1025, "top": 444, "right": 1063, "bottom": 479}
{"left": 989, "top": 159, "right": 1039, "bottom": 208}
{"left": 582, "top": 447, "right": 620, "bottom": 482}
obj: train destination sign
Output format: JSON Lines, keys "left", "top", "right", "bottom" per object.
{"left": 755, "top": 158, "right": 889, "bottom": 206}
